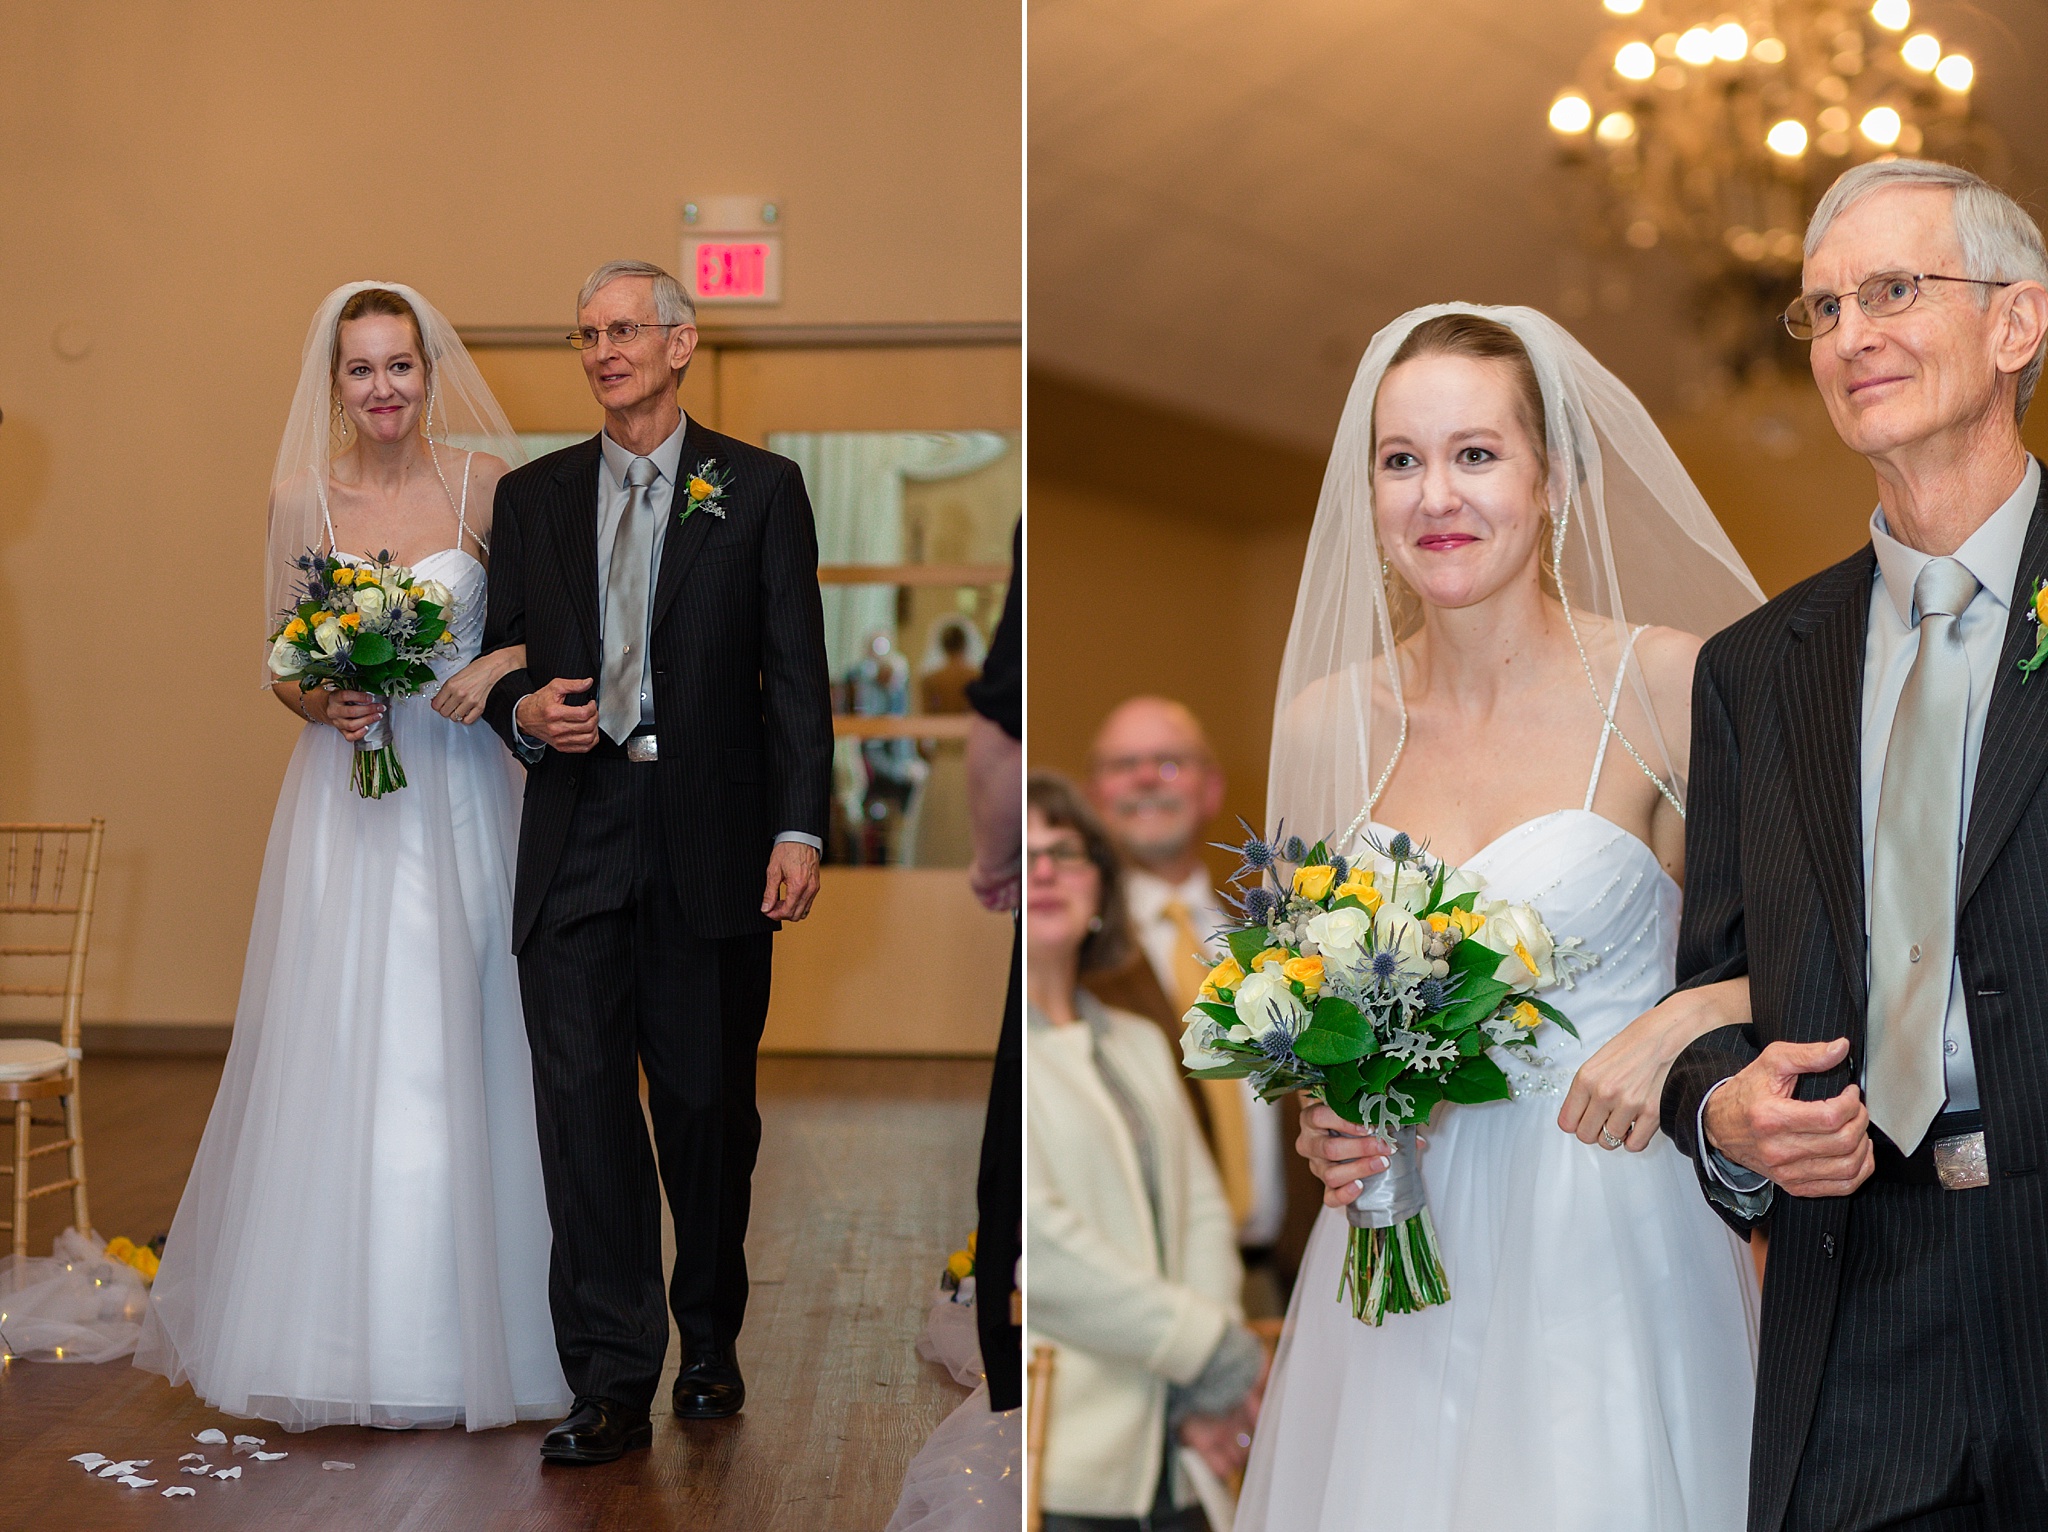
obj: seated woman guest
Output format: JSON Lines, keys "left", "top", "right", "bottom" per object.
{"left": 1025, "top": 773, "right": 1263, "bottom": 1532}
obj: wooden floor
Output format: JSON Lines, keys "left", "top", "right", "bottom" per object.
{"left": 0, "top": 1054, "right": 990, "bottom": 1531}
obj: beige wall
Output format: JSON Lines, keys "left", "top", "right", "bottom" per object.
{"left": 0, "top": 2, "right": 1019, "bottom": 1028}
{"left": 1029, "top": 368, "right": 2048, "bottom": 887}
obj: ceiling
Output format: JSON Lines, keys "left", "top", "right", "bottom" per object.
{"left": 1030, "top": 0, "right": 2048, "bottom": 452}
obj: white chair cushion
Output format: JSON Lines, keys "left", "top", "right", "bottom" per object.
{"left": 0, "top": 1037, "right": 71, "bottom": 1082}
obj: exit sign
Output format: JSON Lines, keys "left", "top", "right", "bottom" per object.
{"left": 683, "top": 234, "right": 782, "bottom": 306}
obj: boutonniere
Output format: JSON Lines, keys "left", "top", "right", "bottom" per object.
{"left": 678, "top": 460, "right": 733, "bottom": 526}
{"left": 2022, "top": 578, "right": 2048, "bottom": 683}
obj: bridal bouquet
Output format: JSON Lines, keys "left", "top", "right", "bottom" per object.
{"left": 1180, "top": 825, "right": 1585, "bottom": 1325}
{"left": 268, "top": 551, "right": 456, "bottom": 798}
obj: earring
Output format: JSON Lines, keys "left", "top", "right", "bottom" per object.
{"left": 421, "top": 384, "right": 438, "bottom": 442}
{"left": 332, "top": 397, "right": 350, "bottom": 437}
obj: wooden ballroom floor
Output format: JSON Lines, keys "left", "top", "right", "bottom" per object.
{"left": 0, "top": 1054, "right": 990, "bottom": 1531}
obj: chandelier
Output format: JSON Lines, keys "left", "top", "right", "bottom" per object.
{"left": 1546, "top": 0, "right": 2007, "bottom": 373}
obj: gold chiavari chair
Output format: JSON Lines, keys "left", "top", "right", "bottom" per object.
{"left": 0, "top": 821, "right": 104, "bottom": 1257}
{"left": 1025, "top": 1343, "right": 1056, "bottom": 1532}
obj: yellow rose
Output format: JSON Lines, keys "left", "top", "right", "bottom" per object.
{"left": 332, "top": 567, "right": 357, "bottom": 587}
{"left": 1511, "top": 1000, "right": 1542, "bottom": 1030}
{"left": 945, "top": 1248, "right": 973, "bottom": 1281}
{"left": 967, "top": 1230, "right": 977, "bottom": 1256}
{"left": 283, "top": 617, "right": 308, "bottom": 641}
{"left": 688, "top": 476, "right": 714, "bottom": 501}
{"left": 1281, "top": 955, "right": 1325, "bottom": 994}
{"left": 1200, "top": 956, "right": 1246, "bottom": 999}
{"left": 1449, "top": 906, "right": 1485, "bottom": 938}
{"left": 1251, "top": 947, "right": 1289, "bottom": 972}
{"left": 2035, "top": 585, "right": 2048, "bottom": 627}
{"left": 312, "top": 608, "right": 337, "bottom": 625}
{"left": 339, "top": 611, "right": 361, "bottom": 630}
{"left": 1293, "top": 864, "right": 1336, "bottom": 901}
{"left": 104, "top": 1236, "right": 135, "bottom": 1261}
{"left": 1425, "top": 913, "right": 1451, "bottom": 934}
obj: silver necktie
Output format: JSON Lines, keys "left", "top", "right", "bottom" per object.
{"left": 1866, "top": 555, "right": 1979, "bottom": 1152}
{"left": 600, "top": 455, "right": 658, "bottom": 746}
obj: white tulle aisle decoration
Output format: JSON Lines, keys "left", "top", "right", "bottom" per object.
{"left": 884, "top": 1281, "right": 1023, "bottom": 1532}
{"left": 0, "top": 1228, "right": 149, "bottom": 1363}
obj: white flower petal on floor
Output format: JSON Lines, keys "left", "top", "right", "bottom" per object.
{"left": 252, "top": 1450, "right": 287, "bottom": 1461}
{"left": 177, "top": 1452, "right": 207, "bottom": 1463}
{"left": 181, "top": 1466, "right": 209, "bottom": 1475}
{"left": 321, "top": 1461, "right": 355, "bottom": 1471}
{"left": 118, "top": 1476, "right": 157, "bottom": 1488}
{"left": 193, "top": 1429, "right": 227, "bottom": 1444}
{"left": 163, "top": 1486, "right": 196, "bottom": 1497}
{"left": 70, "top": 1453, "right": 108, "bottom": 1470}
{"left": 213, "top": 1466, "right": 241, "bottom": 1480}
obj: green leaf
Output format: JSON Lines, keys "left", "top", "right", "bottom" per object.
{"left": 1360, "top": 1055, "right": 1404, "bottom": 1094}
{"left": 351, "top": 631, "right": 394, "bottom": 667}
{"left": 1443, "top": 890, "right": 1478, "bottom": 913}
{"left": 1443, "top": 1053, "right": 1511, "bottom": 1104}
{"left": 1447, "top": 939, "right": 1504, "bottom": 981}
{"left": 1330, "top": 894, "right": 1368, "bottom": 913}
{"left": 1317, "top": 1060, "right": 1365, "bottom": 1120}
{"left": 1225, "top": 927, "right": 1272, "bottom": 969}
{"left": 1187, "top": 1064, "right": 1251, "bottom": 1081}
{"left": 1529, "top": 996, "right": 1580, "bottom": 1039}
{"left": 1309, "top": 995, "right": 1367, "bottom": 1039}
{"left": 1402, "top": 1078, "right": 1444, "bottom": 1119}
{"left": 1195, "top": 1000, "right": 1238, "bottom": 1029}
{"left": 1457, "top": 1030, "right": 1483, "bottom": 1056}
{"left": 1434, "top": 980, "right": 1512, "bottom": 1033}
{"left": 1294, "top": 1026, "right": 1370, "bottom": 1066}
{"left": 1423, "top": 861, "right": 1446, "bottom": 913}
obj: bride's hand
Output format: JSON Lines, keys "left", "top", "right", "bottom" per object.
{"left": 432, "top": 645, "right": 525, "bottom": 726}
{"left": 1296, "top": 1100, "right": 1400, "bottom": 1208}
{"left": 323, "top": 688, "right": 383, "bottom": 744}
{"left": 1559, "top": 976, "right": 1751, "bottom": 1153}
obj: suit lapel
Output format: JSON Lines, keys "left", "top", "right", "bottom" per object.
{"left": 649, "top": 417, "right": 723, "bottom": 634}
{"left": 1777, "top": 550, "right": 1876, "bottom": 1019}
{"left": 1960, "top": 481, "right": 2048, "bottom": 908}
{"left": 541, "top": 437, "right": 603, "bottom": 666}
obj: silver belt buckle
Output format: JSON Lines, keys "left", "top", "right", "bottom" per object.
{"left": 1932, "top": 1130, "right": 1989, "bottom": 1190}
{"left": 625, "top": 733, "right": 659, "bottom": 763}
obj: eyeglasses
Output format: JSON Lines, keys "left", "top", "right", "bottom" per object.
{"left": 1782, "top": 271, "right": 2013, "bottom": 341}
{"left": 1093, "top": 751, "right": 1205, "bottom": 782}
{"left": 1027, "top": 841, "right": 1093, "bottom": 871}
{"left": 565, "top": 321, "right": 689, "bottom": 350}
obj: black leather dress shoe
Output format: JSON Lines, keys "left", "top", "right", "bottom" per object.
{"left": 672, "top": 1348, "right": 746, "bottom": 1419}
{"left": 540, "top": 1396, "right": 653, "bottom": 1465}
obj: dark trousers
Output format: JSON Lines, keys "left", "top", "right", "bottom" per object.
{"left": 976, "top": 927, "right": 1022, "bottom": 1410}
{"left": 1784, "top": 1181, "right": 2048, "bottom": 1531}
{"left": 516, "top": 753, "right": 772, "bottom": 1414}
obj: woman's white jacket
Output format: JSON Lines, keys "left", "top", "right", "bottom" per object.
{"left": 1026, "top": 991, "right": 1245, "bottom": 1518}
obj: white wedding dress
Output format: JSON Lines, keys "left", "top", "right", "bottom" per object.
{"left": 1238, "top": 748, "right": 1760, "bottom": 1529}
{"left": 135, "top": 541, "right": 572, "bottom": 1431}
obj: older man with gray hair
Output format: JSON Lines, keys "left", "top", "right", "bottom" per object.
{"left": 1663, "top": 160, "right": 2048, "bottom": 1528}
{"left": 482, "top": 260, "right": 833, "bottom": 1463}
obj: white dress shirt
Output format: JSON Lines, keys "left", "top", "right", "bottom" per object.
{"left": 1705, "top": 455, "right": 2038, "bottom": 1196}
{"left": 1123, "top": 866, "right": 1288, "bottom": 1249}
{"left": 516, "top": 413, "right": 821, "bottom": 851}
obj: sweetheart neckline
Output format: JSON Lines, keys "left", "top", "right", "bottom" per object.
{"left": 334, "top": 547, "right": 482, "bottom": 576}
{"left": 1368, "top": 808, "right": 1676, "bottom": 894}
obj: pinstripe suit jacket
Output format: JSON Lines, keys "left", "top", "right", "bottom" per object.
{"left": 482, "top": 423, "right": 833, "bottom": 949}
{"left": 1662, "top": 478, "right": 2048, "bottom": 1531}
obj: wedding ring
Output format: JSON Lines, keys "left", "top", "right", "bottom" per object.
{"left": 1599, "top": 1130, "right": 1623, "bottom": 1150}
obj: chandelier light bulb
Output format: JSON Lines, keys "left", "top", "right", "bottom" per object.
{"left": 1603, "top": 0, "right": 1644, "bottom": 12}
{"left": 1935, "top": 53, "right": 1974, "bottom": 91}
{"left": 1675, "top": 27, "right": 1717, "bottom": 65}
{"left": 1614, "top": 41, "right": 1657, "bottom": 80}
{"left": 1753, "top": 37, "right": 1787, "bottom": 63}
{"left": 1901, "top": 32, "right": 1941, "bottom": 70}
{"left": 1596, "top": 110, "right": 1637, "bottom": 145}
{"left": 1860, "top": 106, "right": 1903, "bottom": 146}
{"left": 1766, "top": 119, "right": 1810, "bottom": 157}
{"left": 1711, "top": 23, "right": 1749, "bottom": 61}
{"left": 1550, "top": 94, "right": 1594, "bottom": 133}
{"left": 1870, "top": 0, "right": 1911, "bottom": 31}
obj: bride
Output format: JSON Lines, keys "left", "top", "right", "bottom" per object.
{"left": 133, "top": 283, "right": 571, "bottom": 1430}
{"left": 1235, "top": 306, "right": 1763, "bottom": 1529}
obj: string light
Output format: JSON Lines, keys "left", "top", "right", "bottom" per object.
{"left": 1860, "top": 106, "right": 1902, "bottom": 146}
{"left": 1710, "top": 23, "right": 1749, "bottom": 61}
{"left": 1901, "top": 33, "right": 1940, "bottom": 71}
{"left": 1935, "top": 53, "right": 1974, "bottom": 91}
{"left": 1674, "top": 27, "right": 1716, "bottom": 65}
{"left": 1549, "top": 94, "right": 1593, "bottom": 133}
{"left": 1614, "top": 41, "right": 1656, "bottom": 80}
{"left": 1766, "top": 119, "right": 1810, "bottom": 157}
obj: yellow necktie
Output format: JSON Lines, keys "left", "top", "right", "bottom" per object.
{"left": 1165, "top": 897, "right": 1253, "bottom": 1227}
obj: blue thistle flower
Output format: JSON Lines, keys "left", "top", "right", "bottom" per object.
{"left": 1371, "top": 951, "right": 1399, "bottom": 982}
{"left": 1281, "top": 835, "right": 1308, "bottom": 864}
{"left": 1254, "top": 1023, "right": 1299, "bottom": 1065}
{"left": 1243, "top": 886, "right": 1280, "bottom": 925}
{"left": 1417, "top": 978, "right": 1446, "bottom": 1009}
{"left": 1388, "top": 832, "right": 1413, "bottom": 860}
{"left": 1330, "top": 855, "right": 1349, "bottom": 882}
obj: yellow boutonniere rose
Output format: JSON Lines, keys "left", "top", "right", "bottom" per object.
{"left": 1293, "top": 863, "right": 1337, "bottom": 901}
{"left": 689, "top": 476, "right": 714, "bottom": 501}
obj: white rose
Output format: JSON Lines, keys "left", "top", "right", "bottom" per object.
{"left": 1232, "top": 966, "right": 1308, "bottom": 1044}
{"left": 268, "top": 634, "right": 306, "bottom": 677}
{"left": 313, "top": 618, "right": 346, "bottom": 656}
{"left": 1437, "top": 865, "right": 1485, "bottom": 904}
{"left": 1180, "top": 1007, "right": 1235, "bottom": 1071}
{"left": 1372, "top": 904, "right": 1434, "bottom": 980}
{"left": 1305, "top": 905, "right": 1373, "bottom": 973}
{"left": 418, "top": 579, "right": 454, "bottom": 609}
{"left": 353, "top": 584, "right": 387, "bottom": 620}
{"left": 1481, "top": 902, "right": 1557, "bottom": 989}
